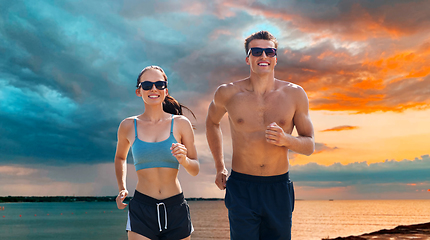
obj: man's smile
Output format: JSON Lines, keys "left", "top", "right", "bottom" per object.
{"left": 258, "top": 62, "right": 270, "bottom": 66}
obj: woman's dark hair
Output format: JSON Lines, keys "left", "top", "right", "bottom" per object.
{"left": 137, "top": 66, "right": 195, "bottom": 118}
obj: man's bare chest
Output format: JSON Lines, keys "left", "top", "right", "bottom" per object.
{"left": 225, "top": 92, "right": 296, "bottom": 132}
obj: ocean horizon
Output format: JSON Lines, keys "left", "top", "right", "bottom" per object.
{"left": 1, "top": 199, "right": 429, "bottom": 240}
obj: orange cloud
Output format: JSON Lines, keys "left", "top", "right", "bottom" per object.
{"left": 300, "top": 55, "right": 311, "bottom": 62}
{"left": 273, "top": 39, "right": 430, "bottom": 113}
{"left": 353, "top": 78, "right": 384, "bottom": 90}
{"left": 321, "top": 125, "right": 359, "bottom": 132}
{"left": 311, "top": 98, "right": 430, "bottom": 114}
{"left": 301, "top": 68, "right": 316, "bottom": 73}
{"left": 362, "top": 50, "right": 430, "bottom": 83}
{"left": 197, "top": 2, "right": 430, "bottom": 114}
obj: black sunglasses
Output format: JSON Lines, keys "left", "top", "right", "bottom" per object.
{"left": 247, "top": 47, "right": 277, "bottom": 57}
{"left": 138, "top": 81, "right": 167, "bottom": 91}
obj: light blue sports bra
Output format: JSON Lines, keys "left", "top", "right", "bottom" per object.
{"left": 131, "top": 116, "right": 179, "bottom": 171}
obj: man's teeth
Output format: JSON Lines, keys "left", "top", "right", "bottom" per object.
{"left": 258, "top": 63, "right": 269, "bottom": 66}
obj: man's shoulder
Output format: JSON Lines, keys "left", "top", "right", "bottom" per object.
{"left": 275, "top": 80, "right": 310, "bottom": 106}
{"left": 275, "top": 79, "right": 303, "bottom": 90}
{"left": 218, "top": 78, "right": 247, "bottom": 90}
{"left": 212, "top": 79, "right": 248, "bottom": 107}
{"left": 275, "top": 79, "right": 307, "bottom": 95}
{"left": 215, "top": 78, "right": 247, "bottom": 96}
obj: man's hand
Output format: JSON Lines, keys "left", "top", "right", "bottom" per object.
{"left": 265, "top": 122, "right": 290, "bottom": 147}
{"left": 116, "top": 190, "right": 128, "bottom": 209}
{"left": 215, "top": 168, "right": 228, "bottom": 190}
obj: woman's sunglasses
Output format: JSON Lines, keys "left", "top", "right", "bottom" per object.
{"left": 138, "top": 81, "right": 167, "bottom": 91}
{"left": 247, "top": 47, "right": 277, "bottom": 57}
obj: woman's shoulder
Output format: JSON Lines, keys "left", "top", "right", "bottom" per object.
{"left": 122, "top": 116, "right": 138, "bottom": 123}
{"left": 172, "top": 114, "right": 191, "bottom": 124}
{"left": 118, "top": 116, "right": 138, "bottom": 129}
{"left": 172, "top": 115, "right": 193, "bottom": 129}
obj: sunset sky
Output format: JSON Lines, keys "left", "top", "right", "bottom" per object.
{"left": 1, "top": 0, "right": 429, "bottom": 200}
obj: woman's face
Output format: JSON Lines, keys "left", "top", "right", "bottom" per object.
{"left": 136, "top": 69, "right": 168, "bottom": 105}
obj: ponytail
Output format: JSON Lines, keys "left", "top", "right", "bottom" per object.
{"left": 163, "top": 95, "right": 196, "bottom": 119}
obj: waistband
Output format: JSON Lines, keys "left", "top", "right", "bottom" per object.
{"left": 132, "top": 190, "right": 185, "bottom": 207}
{"left": 229, "top": 170, "right": 290, "bottom": 183}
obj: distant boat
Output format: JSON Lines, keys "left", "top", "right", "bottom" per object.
{"left": 329, "top": 199, "right": 334, "bottom": 201}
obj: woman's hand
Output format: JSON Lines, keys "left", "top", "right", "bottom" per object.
{"left": 171, "top": 143, "right": 188, "bottom": 165}
{"left": 116, "top": 189, "right": 129, "bottom": 209}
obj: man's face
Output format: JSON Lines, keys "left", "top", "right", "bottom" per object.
{"left": 246, "top": 39, "right": 277, "bottom": 74}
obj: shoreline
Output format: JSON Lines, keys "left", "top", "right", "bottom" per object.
{"left": 0, "top": 196, "right": 224, "bottom": 203}
{"left": 324, "top": 222, "right": 430, "bottom": 240}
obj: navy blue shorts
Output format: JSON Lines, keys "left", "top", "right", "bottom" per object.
{"left": 126, "top": 190, "right": 193, "bottom": 240}
{"left": 225, "top": 170, "right": 295, "bottom": 240}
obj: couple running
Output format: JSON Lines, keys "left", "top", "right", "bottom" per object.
{"left": 114, "top": 30, "right": 315, "bottom": 240}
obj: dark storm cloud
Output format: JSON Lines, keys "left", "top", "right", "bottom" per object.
{"left": 1, "top": 1, "right": 139, "bottom": 164}
{"left": 225, "top": 0, "right": 430, "bottom": 39}
{"left": 0, "top": 1, "right": 251, "bottom": 165}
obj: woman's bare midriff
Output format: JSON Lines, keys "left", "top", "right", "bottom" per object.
{"left": 135, "top": 168, "right": 182, "bottom": 200}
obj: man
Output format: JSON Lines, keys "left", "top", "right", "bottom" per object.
{"left": 206, "top": 30, "right": 315, "bottom": 240}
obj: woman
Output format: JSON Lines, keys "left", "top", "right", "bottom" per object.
{"left": 114, "top": 66, "right": 199, "bottom": 240}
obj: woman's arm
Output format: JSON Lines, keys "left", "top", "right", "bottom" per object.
{"left": 171, "top": 116, "right": 199, "bottom": 176}
{"left": 114, "top": 119, "right": 132, "bottom": 209}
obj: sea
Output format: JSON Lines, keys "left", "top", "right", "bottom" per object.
{"left": 1, "top": 199, "right": 429, "bottom": 240}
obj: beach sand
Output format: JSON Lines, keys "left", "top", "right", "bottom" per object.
{"left": 324, "top": 222, "right": 430, "bottom": 240}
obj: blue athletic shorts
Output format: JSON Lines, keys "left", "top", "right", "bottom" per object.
{"left": 126, "top": 190, "right": 193, "bottom": 240}
{"left": 225, "top": 170, "right": 295, "bottom": 240}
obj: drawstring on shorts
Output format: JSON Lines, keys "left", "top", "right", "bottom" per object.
{"left": 129, "top": 191, "right": 185, "bottom": 233}
{"left": 156, "top": 202, "right": 168, "bottom": 231}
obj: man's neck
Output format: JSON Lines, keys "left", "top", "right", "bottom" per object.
{"left": 248, "top": 72, "right": 276, "bottom": 95}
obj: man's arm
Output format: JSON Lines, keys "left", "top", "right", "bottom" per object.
{"left": 266, "top": 87, "right": 315, "bottom": 155}
{"left": 206, "top": 85, "right": 229, "bottom": 190}
{"left": 291, "top": 88, "right": 315, "bottom": 155}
